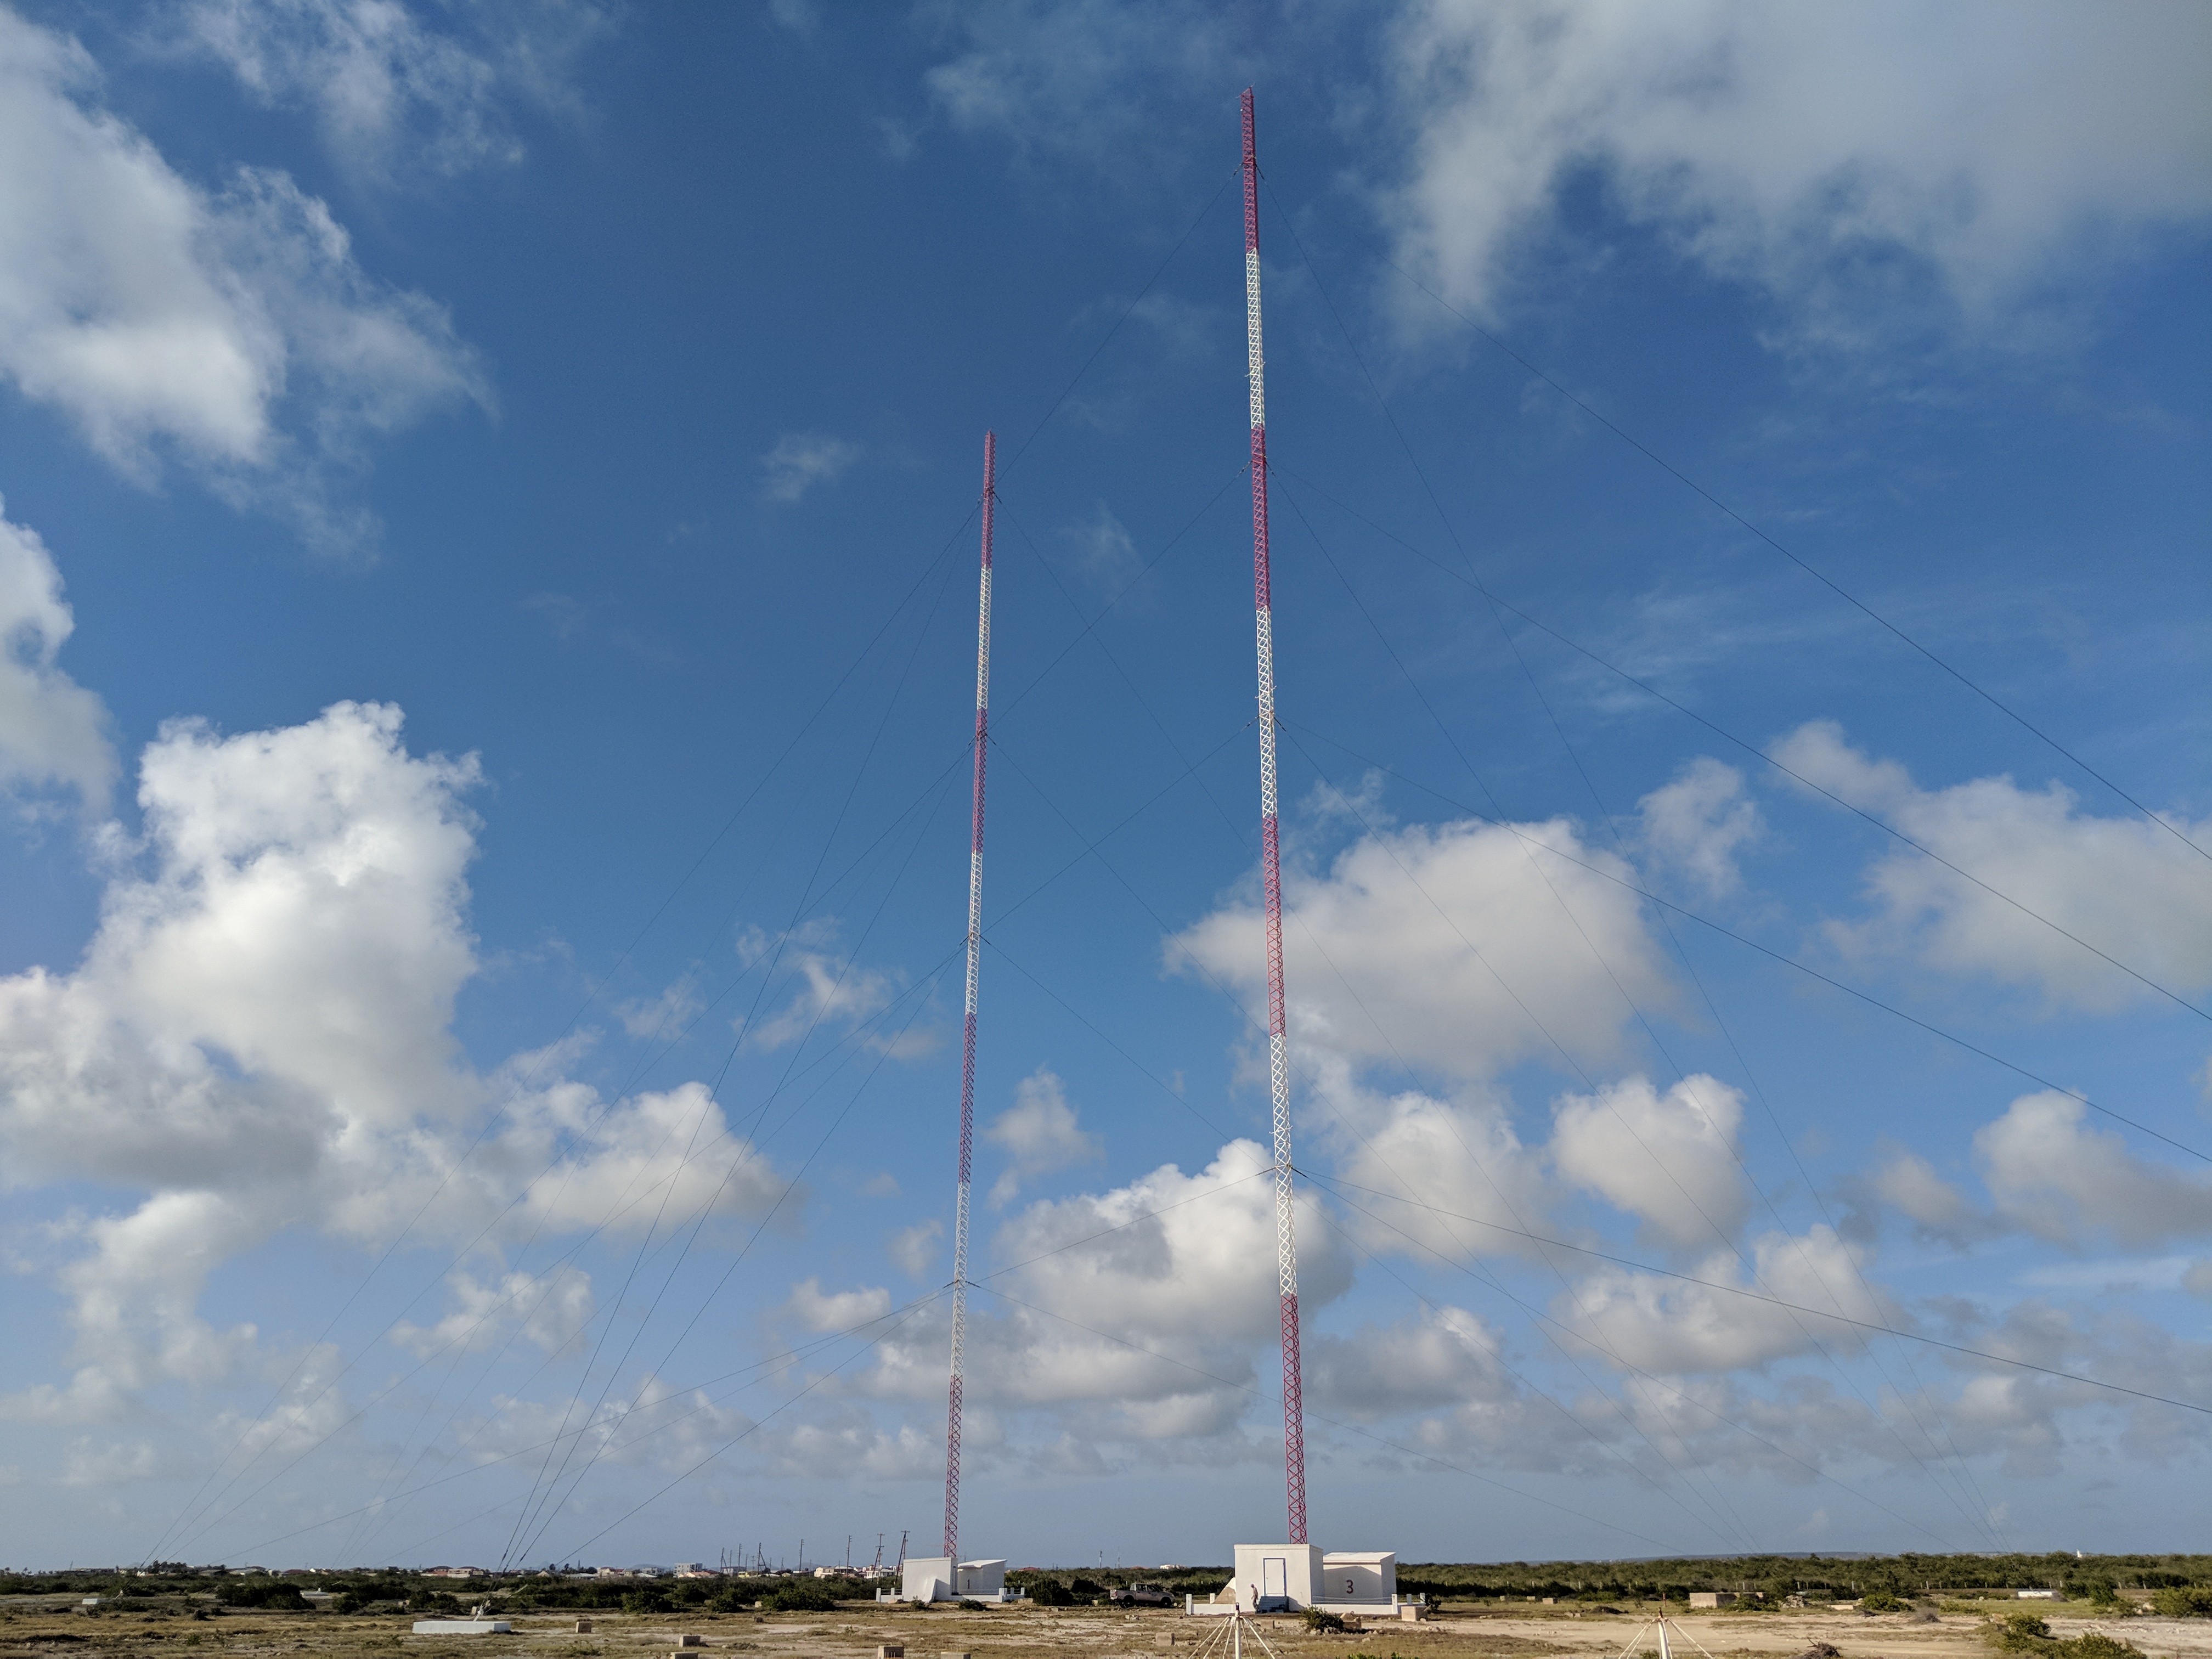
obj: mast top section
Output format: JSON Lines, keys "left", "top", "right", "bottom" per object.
{"left": 1241, "top": 88, "right": 1260, "bottom": 257}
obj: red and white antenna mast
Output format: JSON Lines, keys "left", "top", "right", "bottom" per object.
{"left": 1242, "top": 88, "right": 1307, "bottom": 1545}
{"left": 942, "top": 430, "right": 995, "bottom": 1564}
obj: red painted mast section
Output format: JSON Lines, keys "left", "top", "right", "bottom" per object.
{"left": 943, "top": 431, "right": 994, "bottom": 1563}
{"left": 1243, "top": 87, "right": 1307, "bottom": 1547}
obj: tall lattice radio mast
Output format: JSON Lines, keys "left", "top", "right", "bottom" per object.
{"left": 1242, "top": 88, "right": 1306, "bottom": 1545}
{"left": 941, "top": 430, "right": 995, "bottom": 1562}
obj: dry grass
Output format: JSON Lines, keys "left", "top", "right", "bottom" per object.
{"left": 4, "top": 1602, "right": 2209, "bottom": 1659}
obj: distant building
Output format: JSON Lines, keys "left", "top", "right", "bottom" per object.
{"left": 1690, "top": 1593, "right": 1737, "bottom": 1609}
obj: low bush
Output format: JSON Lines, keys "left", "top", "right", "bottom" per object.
{"left": 1988, "top": 1612, "right": 2146, "bottom": 1659}
{"left": 216, "top": 1582, "right": 308, "bottom": 1612}
{"left": 1302, "top": 1611, "right": 1346, "bottom": 1633}
{"left": 1028, "top": 1581, "right": 1074, "bottom": 1607}
{"left": 2064, "top": 1638, "right": 2146, "bottom": 1659}
{"left": 1862, "top": 1594, "right": 1910, "bottom": 1614}
{"left": 2150, "top": 1589, "right": 2212, "bottom": 1619}
{"left": 2000, "top": 1612, "right": 2054, "bottom": 1646}
{"left": 760, "top": 1583, "right": 840, "bottom": 1613}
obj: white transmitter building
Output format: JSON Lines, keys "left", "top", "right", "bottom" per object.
{"left": 1188, "top": 1545, "right": 1414, "bottom": 1618}
{"left": 890, "top": 1556, "right": 1013, "bottom": 1605}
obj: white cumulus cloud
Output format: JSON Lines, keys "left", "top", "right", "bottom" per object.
{"left": 1772, "top": 720, "right": 2212, "bottom": 1013}
{"left": 169, "top": 0, "right": 606, "bottom": 182}
{"left": 1328, "top": 1080, "right": 1549, "bottom": 1266}
{"left": 923, "top": 0, "right": 1232, "bottom": 173}
{"left": 1866, "top": 1144, "right": 1990, "bottom": 1246}
{"left": 1306, "top": 1305, "right": 1516, "bottom": 1421}
{"left": 0, "top": 9, "right": 488, "bottom": 544}
{"left": 0, "top": 500, "right": 115, "bottom": 814}
{"left": 1551, "top": 1073, "right": 1750, "bottom": 1253}
{"left": 781, "top": 1277, "right": 894, "bottom": 1335}
{"left": 985, "top": 1065, "right": 1103, "bottom": 1205}
{"left": 1170, "top": 812, "right": 1672, "bottom": 1082}
{"left": 757, "top": 432, "right": 860, "bottom": 504}
{"left": 1638, "top": 757, "right": 1760, "bottom": 899}
{"left": 1558, "top": 1224, "right": 1895, "bottom": 1376}
{"left": 390, "top": 1266, "right": 595, "bottom": 1361}
{"left": 1385, "top": 1, "right": 2212, "bottom": 336}
{"left": 838, "top": 1139, "right": 1355, "bottom": 1457}
{"left": 1974, "top": 1091, "right": 2212, "bottom": 1250}
{"left": 0, "top": 696, "right": 795, "bottom": 1423}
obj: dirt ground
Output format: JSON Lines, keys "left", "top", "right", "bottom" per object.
{"left": 5, "top": 1601, "right": 2210, "bottom": 1659}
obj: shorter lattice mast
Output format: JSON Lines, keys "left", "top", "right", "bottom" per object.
{"left": 941, "top": 431, "right": 995, "bottom": 1564}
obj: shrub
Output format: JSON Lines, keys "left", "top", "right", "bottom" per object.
{"left": 958, "top": 1600, "right": 985, "bottom": 1612}
{"left": 2150, "top": 1589, "right": 2212, "bottom": 1619}
{"left": 1863, "top": 1594, "right": 1910, "bottom": 1614}
{"left": 761, "top": 1583, "right": 840, "bottom": 1613}
{"left": 1070, "top": 1578, "right": 1105, "bottom": 1600}
{"left": 2000, "top": 1612, "right": 2053, "bottom": 1647}
{"left": 2072, "top": 1581, "right": 2119, "bottom": 1608}
{"left": 1302, "top": 1610, "right": 1347, "bottom": 1633}
{"left": 1986, "top": 1613, "right": 2146, "bottom": 1659}
{"left": 407, "top": 1593, "right": 462, "bottom": 1616}
{"left": 620, "top": 1589, "right": 672, "bottom": 1615}
{"left": 1028, "top": 1581, "right": 1074, "bottom": 1607}
{"left": 2063, "top": 1637, "right": 2144, "bottom": 1659}
{"left": 217, "top": 1582, "right": 308, "bottom": 1612}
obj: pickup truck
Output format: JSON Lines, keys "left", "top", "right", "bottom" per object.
{"left": 1111, "top": 1585, "right": 1175, "bottom": 1607}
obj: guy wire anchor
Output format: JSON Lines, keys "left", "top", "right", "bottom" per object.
{"left": 1610, "top": 1615, "right": 1728, "bottom": 1659}
{"left": 1188, "top": 1608, "right": 1283, "bottom": 1659}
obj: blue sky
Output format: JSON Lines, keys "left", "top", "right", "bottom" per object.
{"left": 0, "top": 0, "right": 2208, "bottom": 1572}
